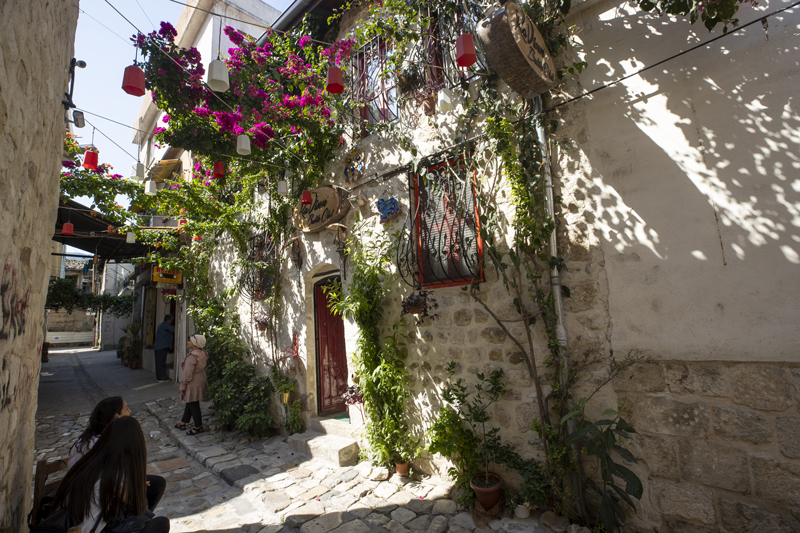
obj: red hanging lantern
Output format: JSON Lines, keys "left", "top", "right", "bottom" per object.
{"left": 213, "top": 161, "right": 224, "bottom": 178}
{"left": 456, "top": 34, "right": 477, "bottom": 68}
{"left": 62, "top": 222, "right": 74, "bottom": 236}
{"left": 178, "top": 219, "right": 188, "bottom": 232}
{"left": 82, "top": 150, "right": 98, "bottom": 170}
{"left": 326, "top": 65, "right": 344, "bottom": 94}
{"left": 122, "top": 65, "right": 146, "bottom": 97}
{"left": 301, "top": 190, "right": 313, "bottom": 205}
{"left": 193, "top": 235, "right": 202, "bottom": 241}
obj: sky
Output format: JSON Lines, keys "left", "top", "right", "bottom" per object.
{"left": 66, "top": 0, "right": 294, "bottom": 256}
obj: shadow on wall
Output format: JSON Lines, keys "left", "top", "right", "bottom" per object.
{"left": 555, "top": 1, "right": 800, "bottom": 356}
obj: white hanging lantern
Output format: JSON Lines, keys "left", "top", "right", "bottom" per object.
{"left": 144, "top": 180, "right": 157, "bottom": 196}
{"left": 237, "top": 134, "right": 251, "bottom": 155}
{"left": 207, "top": 59, "right": 230, "bottom": 92}
{"left": 131, "top": 161, "right": 145, "bottom": 181}
{"left": 277, "top": 180, "right": 288, "bottom": 196}
{"left": 126, "top": 231, "right": 136, "bottom": 243}
{"left": 438, "top": 87, "right": 454, "bottom": 113}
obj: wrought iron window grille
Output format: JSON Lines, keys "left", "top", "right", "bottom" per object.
{"left": 239, "top": 231, "right": 277, "bottom": 301}
{"left": 397, "top": 151, "right": 484, "bottom": 288}
{"left": 399, "top": 7, "right": 489, "bottom": 99}
{"left": 349, "top": 36, "right": 399, "bottom": 137}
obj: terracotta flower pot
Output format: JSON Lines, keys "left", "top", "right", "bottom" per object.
{"left": 406, "top": 303, "right": 423, "bottom": 314}
{"left": 395, "top": 462, "right": 409, "bottom": 476}
{"left": 470, "top": 472, "right": 503, "bottom": 511}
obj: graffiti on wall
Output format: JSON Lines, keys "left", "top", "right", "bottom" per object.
{"left": 0, "top": 334, "right": 42, "bottom": 412}
{"left": 1, "top": 261, "right": 31, "bottom": 341}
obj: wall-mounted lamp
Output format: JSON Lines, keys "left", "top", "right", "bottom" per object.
{"left": 62, "top": 58, "right": 87, "bottom": 111}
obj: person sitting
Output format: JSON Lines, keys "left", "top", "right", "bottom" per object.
{"left": 68, "top": 397, "right": 131, "bottom": 469}
{"left": 67, "top": 397, "right": 165, "bottom": 514}
{"left": 53, "top": 417, "right": 170, "bottom": 533}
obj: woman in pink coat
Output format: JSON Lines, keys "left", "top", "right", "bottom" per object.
{"left": 175, "top": 334, "right": 209, "bottom": 435}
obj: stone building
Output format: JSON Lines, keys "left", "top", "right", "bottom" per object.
{"left": 45, "top": 258, "right": 97, "bottom": 346}
{"left": 142, "top": 0, "right": 798, "bottom": 530}
{"left": 0, "top": 0, "right": 79, "bottom": 531}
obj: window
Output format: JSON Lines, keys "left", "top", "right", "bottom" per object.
{"left": 240, "top": 232, "right": 276, "bottom": 301}
{"left": 351, "top": 37, "right": 398, "bottom": 136}
{"left": 397, "top": 153, "right": 483, "bottom": 288}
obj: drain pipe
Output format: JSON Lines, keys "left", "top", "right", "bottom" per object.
{"left": 534, "top": 96, "right": 568, "bottom": 353}
{"left": 534, "top": 95, "right": 586, "bottom": 519}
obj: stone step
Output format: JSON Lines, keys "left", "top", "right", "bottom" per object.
{"left": 287, "top": 431, "right": 359, "bottom": 467}
{"left": 308, "top": 416, "right": 361, "bottom": 440}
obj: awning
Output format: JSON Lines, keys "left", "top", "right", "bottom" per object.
{"left": 53, "top": 199, "right": 151, "bottom": 261}
{"left": 147, "top": 159, "right": 182, "bottom": 182}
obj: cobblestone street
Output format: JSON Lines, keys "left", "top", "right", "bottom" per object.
{"left": 35, "top": 398, "right": 556, "bottom": 533}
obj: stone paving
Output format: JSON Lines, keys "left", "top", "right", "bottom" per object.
{"left": 34, "top": 399, "right": 557, "bottom": 533}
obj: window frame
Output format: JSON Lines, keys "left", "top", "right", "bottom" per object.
{"left": 410, "top": 153, "right": 484, "bottom": 289}
{"left": 351, "top": 36, "right": 398, "bottom": 137}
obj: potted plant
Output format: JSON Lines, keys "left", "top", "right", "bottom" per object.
{"left": 428, "top": 362, "right": 508, "bottom": 511}
{"left": 394, "top": 434, "right": 422, "bottom": 477}
{"left": 271, "top": 369, "right": 297, "bottom": 404}
{"left": 117, "top": 337, "right": 126, "bottom": 359}
{"left": 400, "top": 287, "right": 439, "bottom": 322}
{"left": 122, "top": 321, "right": 142, "bottom": 368}
{"left": 254, "top": 311, "right": 270, "bottom": 332}
{"left": 342, "top": 384, "right": 365, "bottom": 425}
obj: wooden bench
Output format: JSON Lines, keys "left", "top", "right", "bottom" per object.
{"left": 29, "top": 459, "right": 81, "bottom": 531}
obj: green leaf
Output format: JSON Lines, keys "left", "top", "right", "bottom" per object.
{"left": 602, "top": 408, "right": 618, "bottom": 416}
{"left": 560, "top": 410, "right": 581, "bottom": 425}
{"left": 611, "top": 483, "right": 636, "bottom": 511}
{"left": 614, "top": 464, "right": 644, "bottom": 499}
{"left": 600, "top": 491, "right": 617, "bottom": 532}
{"left": 613, "top": 444, "right": 636, "bottom": 464}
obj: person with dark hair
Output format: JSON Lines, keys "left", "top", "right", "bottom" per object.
{"left": 154, "top": 314, "right": 175, "bottom": 382}
{"left": 68, "top": 397, "right": 130, "bottom": 468}
{"left": 175, "top": 334, "right": 208, "bottom": 435}
{"left": 53, "top": 417, "right": 170, "bottom": 533}
{"left": 68, "top": 397, "right": 166, "bottom": 515}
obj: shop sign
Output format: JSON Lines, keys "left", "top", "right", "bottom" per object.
{"left": 292, "top": 186, "right": 350, "bottom": 233}
{"left": 153, "top": 267, "right": 182, "bottom": 284}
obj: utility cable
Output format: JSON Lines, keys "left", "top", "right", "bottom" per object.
{"left": 78, "top": 8, "right": 132, "bottom": 43}
{"left": 84, "top": 119, "right": 140, "bottom": 161}
{"left": 348, "top": 1, "right": 799, "bottom": 190}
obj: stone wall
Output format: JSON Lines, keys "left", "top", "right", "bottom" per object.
{"left": 0, "top": 1, "right": 79, "bottom": 531}
{"left": 611, "top": 362, "right": 800, "bottom": 530}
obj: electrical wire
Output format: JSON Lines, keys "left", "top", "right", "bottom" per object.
{"left": 134, "top": 0, "right": 157, "bottom": 30}
{"left": 348, "top": 0, "right": 800, "bottom": 190}
{"left": 76, "top": 108, "right": 151, "bottom": 134}
{"left": 167, "top": 0, "right": 336, "bottom": 47}
{"left": 84, "top": 119, "right": 140, "bottom": 161}
{"left": 78, "top": 8, "right": 132, "bottom": 44}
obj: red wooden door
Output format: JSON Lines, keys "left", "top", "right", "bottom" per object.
{"left": 316, "top": 281, "right": 348, "bottom": 414}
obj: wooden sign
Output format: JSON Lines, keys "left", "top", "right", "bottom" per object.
{"left": 153, "top": 267, "right": 182, "bottom": 284}
{"left": 292, "top": 186, "right": 350, "bottom": 233}
{"left": 476, "top": 2, "right": 558, "bottom": 99}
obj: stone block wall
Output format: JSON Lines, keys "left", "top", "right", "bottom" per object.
{"left": 611, "top": 362, "right": 800, "bottom": 531}
{"left": 0, "top": 1, "right": 79, "bottom": 530}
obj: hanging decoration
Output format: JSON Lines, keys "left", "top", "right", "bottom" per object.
{"left": 83, "top": 127, "right": 98, "bottom": 170}
{"left": 131, "top": 161, "right": 145, "bottom": 181}
{"left": 83, "top": 150, "right": 98, "bottom": 170}
{"left": 438, "top": 87, "right": 454, "bottom": 113}
{"left": 326, "top": 65, "right": 344, "bottom": 94}
{"left": 344, "top": 150, "right": 364, "bottom": 183}
{"left": 213, "top": 161, "right": 224, "bottom": 178}
{"left": 293, "top": 186, "right": 351, "bottom": 233}
{"left": 475, "top": 2, "right": 558, "bottom": 98}
{"left": 62, "top": 222, "right": 74, "bottom": 236}
{"left": 301, "top": 190, "right": 313, "bottom": 205}
{"left": 237, "top": 134, "right": 251, "bottom": 155}
{"left": 126, "top": 231, "right": 136, "bottom": 243}
{"left": 145, "top": 180, "right": 157, "bottom": 196}
{"left": 207, "top": 19, "right": 230, "bottom": 92}
{"left": 377, "top": 197, "right": 401, "bottom": 224}
{"left": 122, "top": 42, "right": 146, "bottom": 96}
{"left": 456, "top": 34, "right": 477, "bottom": 67}
{"left": 278, "top": 180, "right": 288, "bottom": 196}
{"left": 284, "top": 237, "right": 303, "bottom": 275}
{"left": 328, "top": 223, "right": 348, "bottom": 280}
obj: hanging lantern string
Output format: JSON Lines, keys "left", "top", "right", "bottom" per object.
{"left": 217, "top": 11, "right": 224, "bottom": 60}
{"left": 167, "top": 0, "right": 336, "bottom": 47}
{"left": 83, "top": 119, "right": 140, "bottom": 161}
{"left": 103, "top": 0, "right": 237, "bottom": 115}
